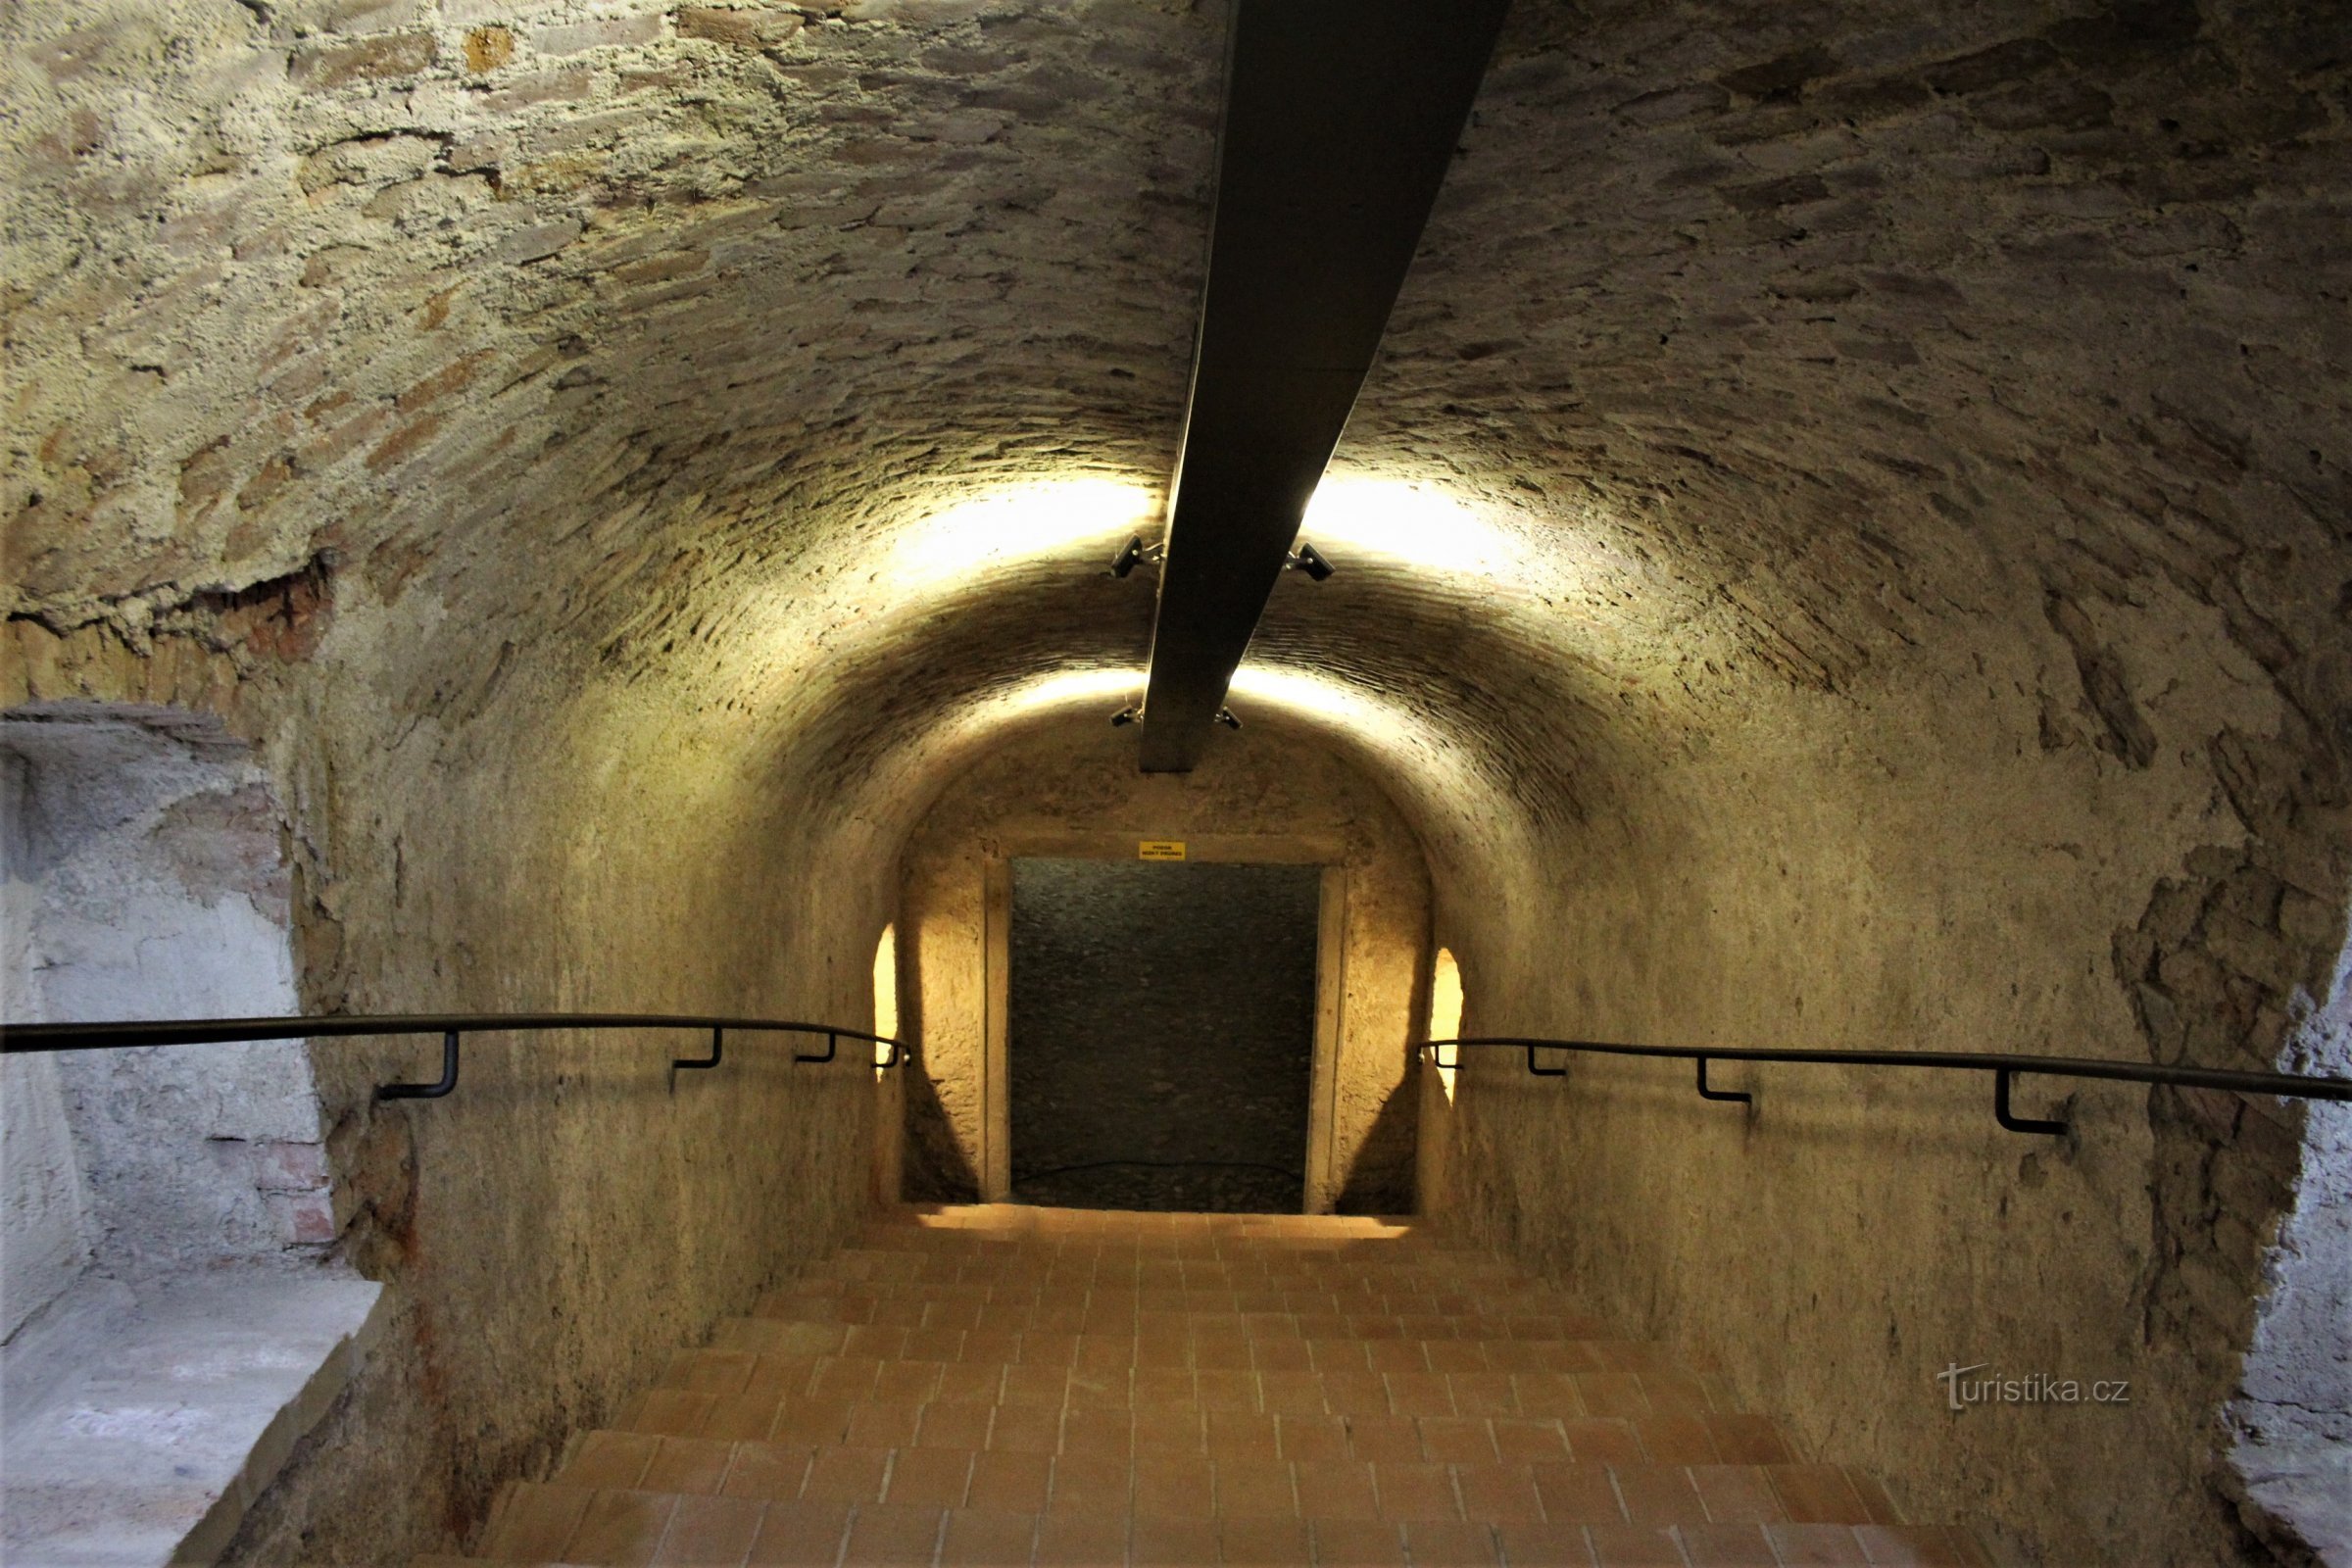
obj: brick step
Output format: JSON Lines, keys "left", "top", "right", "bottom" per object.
{"left": 833, "top": 1237, "right": 1506, "bottom": 1266}
{"left": 827, "top": 1230, "right": 1510, "bottom": 1255}
{"left": 843, "top": 1241, "right": 1492, "bottom": 1264}
{"left": 826, "top": 1250, "right": 1507, "bottom": 1275}
{"left": 808, "top": 1265, "right": 1523, "bottom": 1292}
{"left": 725, "top": 1315, "right": 1652, "bottom": 1360}
{"left": 620, "top": 1363, "right": 1738, "bottom": 1444}
{"left": 808, "top": 1261, "right": 1530, "bottom": 1297}
{"left": 559, "top": 1440, "right": 1900, "bottom": 1519}
{"left": 465, "top": 1477, "right": 1990, "bottom": 1565}
{"left": 756, "top": 1285, "right": 1584, "bottom": 1327}
{"left": 815, "top": 1262, "right": 1514, "bottom": 1287}
{"left": 752, "top": 1303, "right": 1587, "bottom": 1342}
{"left": 821, "top": 1230, "right": 1510, "bottom": 1266}
{"left": 860, "top": 1207, "right": 1440, "bottom": 1243}
{"left": 684, "top": 1335, "right": 1708, "bottom": 1387}
{"left": 800, "top": 1255, "right": 1528, "bottom": 1286}
{"left": 430, "top": 1208, "right": 1991, "bottom": 1567}
{"left": 664, "top": 1338, "right": 1713, "bottom": 1395}
{"left": 571, "top": 1408, "right": 1798, "bottom": 1481}
{"left": 850, "top": 1220, "right": 1479, "bottom": 1246}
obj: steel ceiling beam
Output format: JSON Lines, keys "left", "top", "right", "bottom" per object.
{"left": 1136, "top": 0, "right": 1508, "bottom": 772}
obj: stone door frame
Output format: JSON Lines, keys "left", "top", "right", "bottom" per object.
{"left": 977, "top": 830, "right": 1350, "bottom": 1212}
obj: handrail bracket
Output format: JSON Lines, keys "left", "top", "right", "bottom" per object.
{"left": 671, "top": 1025, "right": 724, "bottom": 1091}
{"left": 1994, "top": 1067, "right": 2068, "bottom": 1137}
{"left": 1695, "top": 1054, "right": 1752, "bottom": 1105}
{"left": 380, "top": 1028, "right": 461, "bottom": 1102}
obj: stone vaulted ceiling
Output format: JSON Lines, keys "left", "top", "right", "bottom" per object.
{"left": 5, "top": 11, "right": 2349, "bottom": 1562}
{"left": 2, "top": 0, "right": 2346, "bottom": 876}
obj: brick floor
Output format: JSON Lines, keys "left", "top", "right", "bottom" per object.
{"left": 460, "top": 1206, "right": 1992, "bottom": 1567}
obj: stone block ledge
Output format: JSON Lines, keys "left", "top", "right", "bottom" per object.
{"left": 1, "top": 1268, "right": 388, "bottom": 1567}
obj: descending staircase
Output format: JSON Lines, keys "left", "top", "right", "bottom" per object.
{"left": 434, "top": 1206, "right": 1989, "bottom": 1567}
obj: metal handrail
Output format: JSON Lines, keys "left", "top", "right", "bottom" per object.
{"left": 0, "top": 1012, "right": 912, "bottom": 1102}
{"left": 1421, "top": 1036, "right": 2352, "bottom": 1138}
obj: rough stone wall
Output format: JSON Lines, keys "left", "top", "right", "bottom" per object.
{"left": 899, "top": 721, "right": 1433, "bottom": 1216}
{"left": 5, "top": 0, "right": 2347, "bottom": 1560}
{"left": 1416, "top": 652, "right": 2337, "bottom": 1566}
{"left": 0, "top": 0, "right": 1215, "bottom": 656}
{"left": 0, "top": 660, "right": 902, "bottom": 1564}
{"left": 3, "top": 2, "right": 1216, "bottom": 1555}
{"left": 210, "top": 614, "right": 907, "bottom": 1562}
{"left": 1318, "top": 6, "right": 2352, "bottom": 1561}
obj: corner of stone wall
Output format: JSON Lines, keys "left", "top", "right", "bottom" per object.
{"left": 2113, "top": 712, "right": 2352, "bottom": 1564}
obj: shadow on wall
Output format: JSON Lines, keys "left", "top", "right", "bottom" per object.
{"left": 1332, "top": 947, "right": 1432, "bottom": 1216}
{"left": 897, "top": 924, "right": 980, "bottom": 1202}
{"left": 903, "top": 1064, "right": 983, "bottom": 1202}
{"left": 1332, "top": 1072, "right": 1420, "bottom": 1215}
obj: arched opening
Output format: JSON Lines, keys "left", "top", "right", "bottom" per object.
{"left": 895, "top": 715, "right": 1430, "bottom": 1215}
{"left": 1428, "top": 945, "right": 1463, "bottom": 1104}
{"left": 871, "top": 922, "right": 899, "bottom": 1071}
{"left": 869, "top": 921, "right": 904, "bottom": 1204}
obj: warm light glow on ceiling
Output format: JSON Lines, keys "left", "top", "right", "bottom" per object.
{"left": 1224, "top": 664, "right": 1397, "bottom": 732}
{"left": 1224, "top": 663, "right": 1514, "bottom": 843}
{"left": 995, "top": 666, "right": 1145, "bottom": 715}
{"left": 880, "top": 477, "right": 1159, "bottom": 590}
{"left": 924, "top": 665, "right": 1144, "bottom": 758}
{"left": 1299, "top": 474, "right": 1520, "bottom": 577}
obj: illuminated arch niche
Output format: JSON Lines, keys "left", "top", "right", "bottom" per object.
{"left": 872, "top": 923, "right": 900, "bottom": 1072}
{"left": 1429, "top": 947, "right": 1463, "bottom": 1102}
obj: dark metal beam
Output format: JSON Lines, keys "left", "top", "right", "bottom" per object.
{"left": 1137, "top": 0, "right": 1508, "bottom": 772}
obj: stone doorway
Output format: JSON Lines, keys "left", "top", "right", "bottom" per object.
{"left": 1006, "top": 858, "right": 1322, "bottom": 1211}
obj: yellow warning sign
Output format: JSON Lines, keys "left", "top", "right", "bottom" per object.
{"left": 1138, "top": 840, "right": 1188, "bottom": 861}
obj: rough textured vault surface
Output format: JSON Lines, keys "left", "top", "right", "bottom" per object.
{"left": 3, "top": 0, "right": 2348, "bottom": 1563}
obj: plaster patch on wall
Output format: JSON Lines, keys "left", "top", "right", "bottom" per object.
{"left": 2228, "top": 943, "right": 2352, "bottom": 1565}
{"left": 1, "top": 705, "right": 320, "bottom": 1293}
{"left": 0, "top": 1054, "right": 92, "bottom": 1344}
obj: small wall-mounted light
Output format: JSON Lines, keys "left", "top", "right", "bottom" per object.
{"left": 1108, "top": 536, "right": 1166, "bottom": 578}
{"left": 1284, "top": 541, "right": 1336, "bottom": 580}
{"left": 1109, "top": 706, "right": 1141, "bottom": 727}
{"left": 1213, "top": 708, "right": 1242, "bottom": 730}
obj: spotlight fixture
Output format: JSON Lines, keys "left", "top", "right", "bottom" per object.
{"left": 1284, "top": 541, "right": 1336, "bottom": 580}
{"left": 1213, "top": 708, "right": 1242, "bottom": 730}
{"left": 1109, "top": 706, "right": 1141, "bottom": 727}
{"left": 1108, "top": 536, "right": 1166, "bottom": 578}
